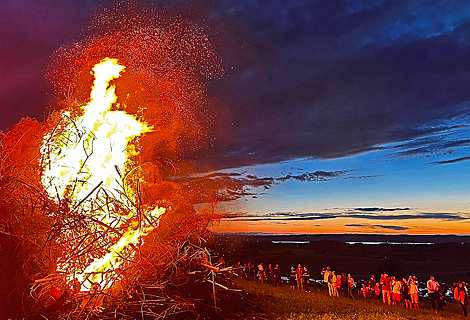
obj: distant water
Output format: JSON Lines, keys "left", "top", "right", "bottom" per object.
{"left": 346, "top": 241, "right": 434, "bottom": 245}
{"left": 271, "top": 241, "right": 436, "bottom": 245}
{"left": 272, "top": 241, "right": 310, "bottom": 244}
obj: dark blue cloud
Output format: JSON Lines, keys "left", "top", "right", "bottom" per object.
{"left": 199, "top": 0, "right": 470, "bottom": 169}
{"left": 389, "top": 122, "right": 470, "bottom": 159}
{"left": 356, "top": 1, "right": 470, "bottom": 46}
{"left": 3, "top": 0, "right": 470, "bottom": 173}
{"left": 430, "top": 156, "right": 470, "bottom": 165}
{"left": 345, "top": 224, "right": 409, "bottom": 231}
{"left": 350, "top": 207, "right": 411, "bottom": 212}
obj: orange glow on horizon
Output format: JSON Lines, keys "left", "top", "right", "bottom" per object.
{"left": 214, "top": 217, "right": 470, "bottom": 235}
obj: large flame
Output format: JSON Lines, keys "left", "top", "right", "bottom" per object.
{"left": 41, "top": 58, "right": 151, "bottom": 204}
{"left": 40, "top": 58, "right": 165, "bottom": 291}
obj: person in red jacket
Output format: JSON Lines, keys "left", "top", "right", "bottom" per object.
{"left": 380, "top": 273, "right": 391, "bottom": 305}
{"left": 454, "top": 281, "right": 468, "bottom": 317}
{"left": 295, "top": 264, "right": 304, "bottom": 291}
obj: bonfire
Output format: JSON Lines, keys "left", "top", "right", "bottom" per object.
{"left": 0, "top": 3, "right": 250, "bottom": 319}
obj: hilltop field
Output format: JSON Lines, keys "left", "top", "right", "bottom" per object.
{"left": 233, "top": 279, "right": 466, "bottom": 320}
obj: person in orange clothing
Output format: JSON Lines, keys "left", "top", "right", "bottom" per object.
{"left": 453, "top": 281, "right": 468, "bottom": 317}
{"left": 408, "top": 276, "right": 419, "bottom": 310}
{"left": 391, "top": 276, "right": 402, "bottom": 306}
{"left": 330, "top": 271, "right": 338, "bottom": 297}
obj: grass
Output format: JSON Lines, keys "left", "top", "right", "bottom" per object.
{"left": 233, "top": 279, "right": 466, "bottom": 320}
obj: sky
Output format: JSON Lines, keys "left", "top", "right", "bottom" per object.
{"left": 2, "top": 0, "right": 470, "bottom": 235}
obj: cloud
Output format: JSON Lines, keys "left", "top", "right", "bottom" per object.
{"left": 391, "top": 126, "right": 470, "bottom": 159}
{"left": 430, "top": 156, "right": 470, "bottom": 165}
{"left": 173, "top": 169, "right": 353, "bottom": 202}
{"left": 4, "top": 0, "right": 470, "bottom": 174}
{"left": 345, "top": 224, "right": 409, "bottom": 231}
{"left": 350, "top": 207, "right": 411, "bottom": 213}
{"left": 197, "top": 0, "right": 470, "bottom": 170}
{"left": 355, "top": 1, "right": 470, "bottom": 45}
{"left": 223, "top": 209, "right": 470, "bottom": 222}
{"left": 343, "top": 175, "right": 383, "bottom": 180}
{"left": 276, "top": 170, "right": 349, "bottom": 182}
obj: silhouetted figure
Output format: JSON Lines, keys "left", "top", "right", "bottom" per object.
{"left": 273, "top": 264, "right": 281, "bottom": 286}
{"left": 289, "top": 266, "right": 296, "bottom": 290}
{"left": 303, "top": 267, "right": 310, "bottom": 292}
{"left": 341, "top": 273, "right": 347, "bottom": 296}
{"left": 266, "top": 264, "right": 273, "bottom": 284}
{"left": 368, "top": 275, "right": 377, "bottom": 298}
{"left": 402, "top": 278, "right": 411, "bottom": 308}
{"left": 347, "top": 274, "right": 355, "bottom": 299}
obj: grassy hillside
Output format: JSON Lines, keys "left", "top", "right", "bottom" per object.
{"left": 233, "top": 279, "right": 466, "bottom": 320}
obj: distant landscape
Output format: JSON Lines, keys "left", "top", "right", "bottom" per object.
{"left": 213, "top": 234, "right": 470, "bottom": 286}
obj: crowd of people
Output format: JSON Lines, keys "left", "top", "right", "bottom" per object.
{"left": 230, "top": 261, "right": 469, "bottom": 317}
{"left": 231, "top": 262, "right": 284, "bottom": 286}
{"left": 321, "top": 267, "right": 422, "bottom": 310}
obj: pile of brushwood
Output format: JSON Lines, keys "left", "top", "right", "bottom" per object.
{"left": 0, "top": 120, "right": 268, "bottom": 320}
{"left": 26, "top": 245, "right": 268, "bottom": 320}
{"left": 1, "top": 234, "right": 269, "bottom": 319}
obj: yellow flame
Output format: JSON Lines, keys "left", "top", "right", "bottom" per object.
{"left": 41, "top": 58, "right": 164, "bottom": 291}
{"left": 41, "top": 58, "right": 152, "bottom": 205}
{"left": 76, "top": 207, "right": 166, "bottom": 290}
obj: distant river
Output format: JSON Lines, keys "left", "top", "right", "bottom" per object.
{"left": 270, "top": 240, "right": 436, "bottom": 245}
{"left": 345, "top": 241, "right": 434, "bottom": 245}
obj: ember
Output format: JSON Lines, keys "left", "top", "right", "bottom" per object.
{"left": 0, "top": 3, "right": 235, "bottom": 319}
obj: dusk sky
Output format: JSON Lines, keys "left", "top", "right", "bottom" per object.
{"left": 2, "top": 0, "right": 470, "bottom": 235}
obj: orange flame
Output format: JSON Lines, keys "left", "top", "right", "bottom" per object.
{"left": 41, "top": 58, "right": 165, "bottom": 291}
